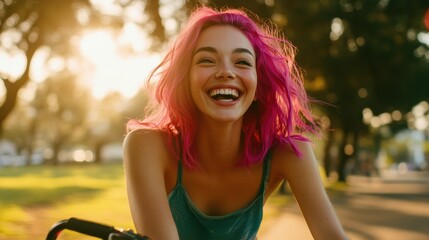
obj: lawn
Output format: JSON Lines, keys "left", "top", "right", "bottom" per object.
{"left": 0, "top": 163, "right": 133, "bottom": 240}
{"left": 0, "top": 163, "right": 291, "bottom": 240}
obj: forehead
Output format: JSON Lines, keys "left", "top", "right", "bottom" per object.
{"left": 195, "top": 25, "right": 255, "bottom": 55}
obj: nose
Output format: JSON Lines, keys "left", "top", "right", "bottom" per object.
{"left": 215, "top": 64, "right": 236, "bottom": 79}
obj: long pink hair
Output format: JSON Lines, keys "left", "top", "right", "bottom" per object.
{"left": 127, "top": 6, "right": 319, "bottom": 168}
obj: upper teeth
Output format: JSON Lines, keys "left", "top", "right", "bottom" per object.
{"left": 209, "top": 88, "right": 239, "bottom": 98}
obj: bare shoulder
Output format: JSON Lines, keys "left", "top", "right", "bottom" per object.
{"left": 123, "top": 128, "right": 167, "bottom": 152}
{"left": 271, "top": 138, "right": 318, "bottom": 180}
{"left": 123, "top": 128, "right": 171, "bottom": 169}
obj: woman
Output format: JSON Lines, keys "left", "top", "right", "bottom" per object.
{"left": 123, "top": 6, "right": 347, "bottom": 240}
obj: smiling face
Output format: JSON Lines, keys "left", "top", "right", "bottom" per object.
{"left": 189, "top": 25, "right": 257, "bottom": 123}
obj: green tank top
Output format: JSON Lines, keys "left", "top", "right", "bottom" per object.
{"left": 168, "top": 153, "right": 272, "bottom": 240}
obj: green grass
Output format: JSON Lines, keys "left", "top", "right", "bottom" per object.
{"left": 0, "top": 163, "right": 133, "bottom": 240}
{"left": 0, "top": 163, "right": 294, "bottom": 239}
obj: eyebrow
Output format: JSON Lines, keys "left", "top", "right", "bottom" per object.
{"left": 193, "top": 46, "right": 255, "bottom": 57}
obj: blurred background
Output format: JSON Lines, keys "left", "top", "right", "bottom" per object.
{"left": 0, "top": 0, "right": 428, "bottom": 239}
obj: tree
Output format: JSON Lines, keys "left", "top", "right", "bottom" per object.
{"left": 33, "top": 71, "right": 91, "bottom": 165}
{"left": 87, "top": 92, "right": 128, "bottom": 164}
{"left": 1, "top": 0, "right": 184, "bottom": 166}
{"left": 315, "top": 0, "right": 429, "bottom": 181}
{"left": 0, "top": 0, "right": 126, "bottom": 137}
{"left": 2, "top": 91, "right": 38, "bottom": 165}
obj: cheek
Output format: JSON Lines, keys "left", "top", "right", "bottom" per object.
{"left": 189, "top": 70, "right": 206, "bottom": 103}
{"left": 189, "top": 68, "right": 208, "bottom": 87}
{"left": 189, "top": 70, "right": 215, "bottom": 104}
{"left": 247, "top": 72, "right": 258, "bottom": 95}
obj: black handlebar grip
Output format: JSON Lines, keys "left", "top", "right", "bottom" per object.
{"left": 66, "top": 217, "right": 118, "bottom": 239}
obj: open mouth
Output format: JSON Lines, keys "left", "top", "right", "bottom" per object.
{"left": 209, "top": 88, "right": 240, "bottom": 102}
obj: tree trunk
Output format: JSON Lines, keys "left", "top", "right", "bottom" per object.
{"left": 337, "top": 129, "right": 350, "bottom": 182}
{"left": 323, "top": 130, "right": 335, "bottom": 178}
{"left": 0, "top": 79, "right": 20, "bottom": 137}
{"left": 93, "top": 140, "right": 105, "bottom": 164}
{"left": 25, "top": 118, "right": 38, "bottom": 165}
{"left": 51, "top": 139, "right": 64, "bottom": 166}
{"left": 0, "top": 40, "right": 40, "bottom": 137}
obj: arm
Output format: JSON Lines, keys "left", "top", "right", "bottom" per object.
{"left": 275, "top": 140, "right": 348, "bottom": 240}
{"left": 123, "top": 129, "right": 179, "bottom": 240}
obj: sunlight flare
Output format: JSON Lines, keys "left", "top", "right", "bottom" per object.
{"left": 79, "top": 29, "right": 161, "bottom": 99}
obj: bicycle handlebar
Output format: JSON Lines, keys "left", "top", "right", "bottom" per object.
{"left": 45, "top": 217, "right": 150, "bottom": 240}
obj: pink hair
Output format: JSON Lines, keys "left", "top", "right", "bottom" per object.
{"left": 127, "top": 6, "right": 319, "bottom": 168}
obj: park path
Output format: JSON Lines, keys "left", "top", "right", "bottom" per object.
{"left": 260, "top": 171, "right": 429, "bottom": 240}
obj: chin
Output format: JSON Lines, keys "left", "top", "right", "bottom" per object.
{"left": 209, "top": 114, "right": 243, "bottom": 123}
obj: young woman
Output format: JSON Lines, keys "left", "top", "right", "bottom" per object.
{"left": 123, "top": 6, "right": 347, "bottom": 240}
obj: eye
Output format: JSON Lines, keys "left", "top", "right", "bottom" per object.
{"left": 235, "top": 59, "right": 252, "bottom": 67}
{"left": 196, "top": 57, "right": 215, "bottom": 64}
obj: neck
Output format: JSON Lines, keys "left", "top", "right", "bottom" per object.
{"left": 195, "top": 119, "right": 243, "bottom": 172}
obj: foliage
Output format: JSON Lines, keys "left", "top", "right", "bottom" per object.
{"left": 0, "top": 0, "right": 126, "bottom": 136}
{"left": 33, "top": 71, "right": 91, "bottom": 164}
{"left": 0, "top": 0, "right": 88, "bottom": 134}
{"left": 87, "top": 92, "right": 129, "bottom": 163}
{"left": 0, "top": 0, "right": 144, "bottom": 164}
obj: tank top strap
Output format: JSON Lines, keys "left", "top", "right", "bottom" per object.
{"left": 176, "top": 161, "right": 183, "bottom": 185}
{"left": 176, "top": 133, "right": 183, "bottom": 185}
{"left": 261, "top": 150, "right": 272, "bottom": 193}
